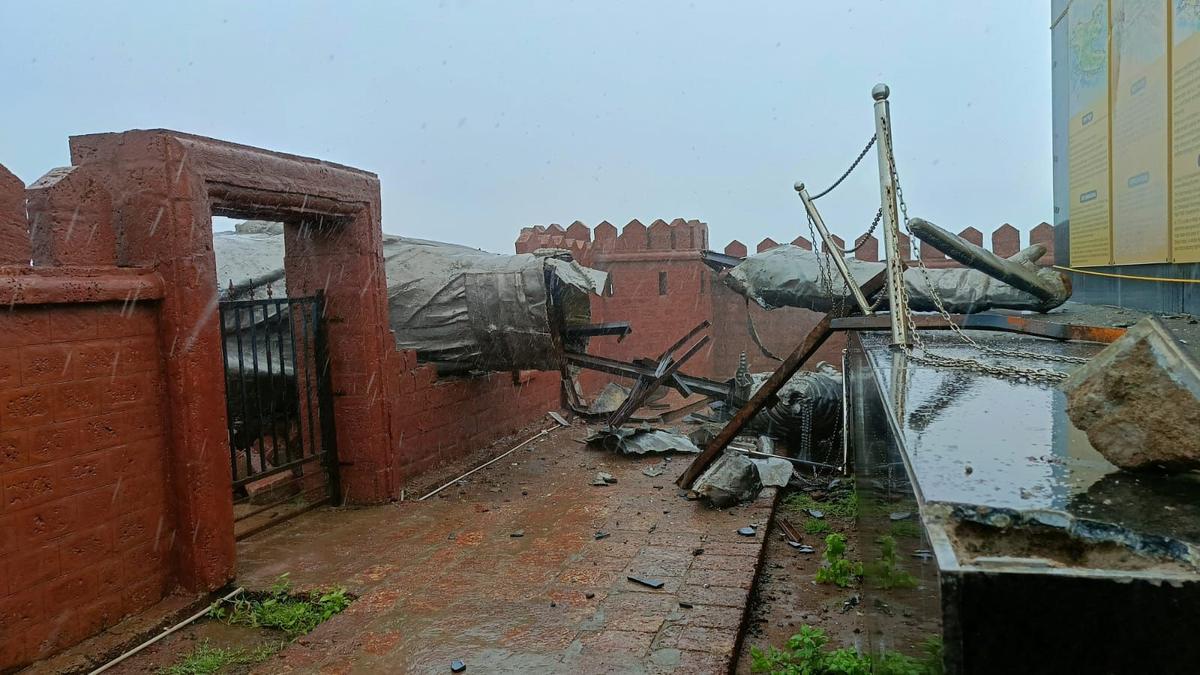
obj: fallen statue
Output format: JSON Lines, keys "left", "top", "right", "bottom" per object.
{"left": 720, "top": 218, "right": 1071, "bottom": 314}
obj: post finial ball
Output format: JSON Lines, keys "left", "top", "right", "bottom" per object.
{"left": 872, "top": 83, "right": 890, "bottom": 101}
{"left": 794, "top": 181, "right": 805, "bottom": 193}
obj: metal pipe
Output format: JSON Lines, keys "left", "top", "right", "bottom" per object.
{"left": 872, "top": 83, "right": 910, "bottom": 347}
{"left": 732, "top": 447, "right": 840, "bottom": 470}
{"left": 89, "top": 587, "right": 245, "bottom": 674}
{"left": 841, "top": 348, "right": 850, "bottom": 476}
{"left": 795, "top": 184, "right": 874, "bottom": 315}
{"left": 417, "top": 428, "right": 552, "bottom": 501}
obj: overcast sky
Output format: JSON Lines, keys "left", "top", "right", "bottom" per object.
{"left": 1, "top": 1, "right": 1050, "bottom": 254}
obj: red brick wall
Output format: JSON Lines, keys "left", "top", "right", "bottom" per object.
{"left": 1, "top": 302, "right": 171, "bottom": 666}
{"left": 386, "top": 349, "right": 560, "bottom": 482}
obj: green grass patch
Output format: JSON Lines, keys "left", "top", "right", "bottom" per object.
{"left": 814, "top": 533, "right": 862, "bottom": 588}
{"left": 161, "top": 640, "right": 279, "bottom": 675}
{"left": 751, "top": 625, "right": 943, "bottom": 675}
{"left": 209, "top": 575, "right": 352, "bottom": 639}
{"left": 889, "top": 519, "right": 922, "bottom": 540}
{"left": 865, "top": 535, "right": 918, "bottom": 590}
{"left": 803, "top": 519, "right": 832, "bottom": 535}
{"left": 783, "top": 489, "right": 859, "bottom": 520}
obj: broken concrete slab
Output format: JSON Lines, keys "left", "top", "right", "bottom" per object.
{"left": 692, "top": 451, "right": 762, "bottom": 508}
{"left": 1062, "top": 316, "right": 1200, "bottom": 471}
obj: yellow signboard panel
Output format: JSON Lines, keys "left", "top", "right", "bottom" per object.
{"left": 1068, "top": 0, "right": 1113, "bottom": 266}
{"left": 1110, "top": 0, "right": 1170, "bottom": 264}
{"left": 1173, "top": 0, "right": 1200, "bottom": 262}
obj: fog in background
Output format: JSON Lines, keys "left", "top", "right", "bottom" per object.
{"left": 1, "top": 1, "right": 1050, "bottom": 253}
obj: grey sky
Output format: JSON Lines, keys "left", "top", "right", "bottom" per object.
{"left": 2, "top": 1, "right": 1050, "bottom": 254}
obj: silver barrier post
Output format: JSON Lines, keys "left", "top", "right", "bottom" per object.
{"left": 794, "top": 183, "right": 875, "bottom": 315}
{"left": 871, "top": 83, "right": 910, "bottom": 347}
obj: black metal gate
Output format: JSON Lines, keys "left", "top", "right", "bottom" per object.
{"left": 218, "top": 294, "right": 339, "bottom": 539}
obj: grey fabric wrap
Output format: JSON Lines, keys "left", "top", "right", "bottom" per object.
{"left": 214, "top": 222, "right": 606, "bottom": 372}
{"left": 725, "top": 245, "right": 1063, "bottom": 314}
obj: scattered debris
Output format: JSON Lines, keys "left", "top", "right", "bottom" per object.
{"left": 627, "top": 576, "right": 665, "bottom": 589}
{"left": 840, "top": 594, "right": 861, "bottom": 613}
{"left": 889, "top": 511, "right": 912, "bottom": 521}
{"left": 547, "top": 411, "right": 570, "bottom": 427}
{"left": 451, "top": 659, "right": 467, "bottom": 672}
{"left": 692, "top": 452, "right": 762, "bottom": 507}
{"left": 778, "top": 518, "right": 804, "bottom": 543}
{"left": 510, "top": 530, "right": 524, "bottom": 538}
{"left": 675, "top": 269, "right": 887, "bottom": 489}
{"left": 605, "top": 320, "right": 712, "bottom": 428}
{"left": 585, "top": 592, "right": 595, "bottom": 599}
{"left": 737, "top": 526, "right": 757, "bottom": 537}
{"left": 642, "top": 466, "right": 665, "bottom": 478}
{"left": 594, "top": 531, "right": 610, "bottom": 540}
{"left": 678, "top": 601, "right": 694, "bottom": 609}
{"left": 1062, "top": 316, "right": 1200, "bottom": 471}
{"left": 807, "top": 509, "right": 825, "bottom": 519}
{"left": 585, "top": 427, "right": 702, "bottom": 455}
{"left": 692, "top": 547, "right": 704, "bottom": 556}
{"left": 598, "top": 473, "right": 618, "bottom": 484}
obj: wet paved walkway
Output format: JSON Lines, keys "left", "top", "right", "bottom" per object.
{"left": 237, "top": 423, "right": 775, "bottom": 674}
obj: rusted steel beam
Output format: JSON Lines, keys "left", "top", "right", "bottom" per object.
{"left": 676, "top": 269, "right": 887, "bottom": 489}
{"left": 564, "top": 352, "right": 730, "bottom": 399}
{"left": 563, "top": 321, "right": 633, "bottom": 340}
{"left": 830, "top": 313, "right": 1125, "bottom": 344}
{"left": 607, "top": 333, "right": 711, "bottom": 428}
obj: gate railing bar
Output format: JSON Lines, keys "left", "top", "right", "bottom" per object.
{"left": 230, "top": 449, "right": 327, "bottom": 488}
{"left": 232, "top": 306, "right": 253, "bottom": 480}
{"left": 283, "top": 299, "right": 303, "bottom": 468}
{"left": 270, "top": 300, "right": 291, "bottom": 466}
{"left": 261, "top": 302, "right": 280, "bottom": 467}
{"left": 236, "top": 497, "right": 330, "bottom": 541}
{"left": 246, "top": 304, "right": 269, "bottom": 476}
{"left": 219, "top": 304, "right": 237, "bottom": 483}
{"left": 313, "top": 293, "right": 341, "bottom": 505}
{"left": 234, "top": 482, "right": 328, "bottom": 522}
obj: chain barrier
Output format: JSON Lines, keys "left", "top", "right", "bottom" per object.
{"left": 878, "top": 118, "right": 1086, "bottom": 384}
{"left": 811, "top": 135, "right": 877, "bottom": 200}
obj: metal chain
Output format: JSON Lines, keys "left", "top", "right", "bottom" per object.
{"left": 807, "top": 210, "right": 847, "bottom": 316}
{"left": 807, "top": 203, "right": 888, "bottom": 313}
{"left": 879, "top": 118, "right": 1084, "bottom": 383}
{"left": 811, "top": 135, "right": 877, "bottom": 200}
{"left": 831, "top": 208, "right": 883, "bottom": 254}
{"left": 799, "top": 392, "right": 812, "bottom": 457}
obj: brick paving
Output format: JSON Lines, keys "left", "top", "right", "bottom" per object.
{"left": 235, "top": 423, "right": 775, "bottom": 674}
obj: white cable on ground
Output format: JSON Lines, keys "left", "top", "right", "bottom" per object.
{"left": 417, "top": 428, "right": 553, "bottom": 501}
{"left": 90, "top": 587, "right": 245, "bottom": 674}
